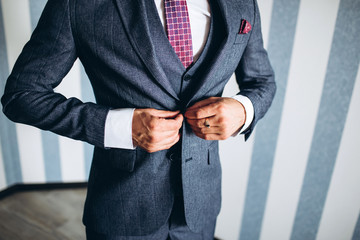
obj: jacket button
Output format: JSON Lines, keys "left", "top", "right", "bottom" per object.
{"left": 168, "top": 153, "right": 176, "bottom": 162}
{"left": 183, "top": 75, "right": 191, "bottom": 82}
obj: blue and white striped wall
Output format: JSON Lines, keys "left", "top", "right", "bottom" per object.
{"left": 0, "top": 0, "right": 359, "bottom": 239}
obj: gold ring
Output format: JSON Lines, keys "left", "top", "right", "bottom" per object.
{"left": 204, "top": 118, "right": 210, "bottom": 128}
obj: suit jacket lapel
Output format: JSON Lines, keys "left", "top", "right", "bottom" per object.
{"left": 188, "top": 0, "right": 256, "bottom": 107}
{"left": 186, "top": 0, "right": 232, "bottom": 105}
{"left": 114, "top": 0, "right": 179, "bottom": 100}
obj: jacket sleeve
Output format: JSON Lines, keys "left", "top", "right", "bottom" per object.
{"left": 235, "top": 0, "right": 276, "bottom": 140}
{"left": 1, "top": 0, "right": 109, "bottom": 148}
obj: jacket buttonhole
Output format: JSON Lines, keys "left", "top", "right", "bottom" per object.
{"left": 185, "top": 157, "right": 193, "bottom": 163}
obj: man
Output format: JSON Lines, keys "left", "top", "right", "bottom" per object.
{"left": 1, "top": 0, "right": 275, "bottom": 239}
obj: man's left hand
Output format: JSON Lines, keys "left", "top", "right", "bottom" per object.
{"left": 185, "top": 97, "right": 246, "bottom": 140}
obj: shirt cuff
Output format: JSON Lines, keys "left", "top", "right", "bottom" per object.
{"left": 231, "top": 95, "right": 254, "bottom": 135}
{"left": 104, "top": 108, "right": 136, "bottom": 149}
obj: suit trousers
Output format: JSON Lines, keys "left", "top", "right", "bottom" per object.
{"left": 85, "top": 195, "right": 217, "bottom": 240}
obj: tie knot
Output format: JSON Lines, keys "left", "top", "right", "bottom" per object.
{"left": 165, "top": 0, "right": 187, "bottom": 7}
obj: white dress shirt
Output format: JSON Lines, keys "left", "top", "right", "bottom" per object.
{"left": 104, "top": 0, "right": 254, "bottom": 149}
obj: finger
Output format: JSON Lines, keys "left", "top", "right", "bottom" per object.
{"left": 191, "top": 126, "right": 222, "bottom": 135}
{"left": 185, "top": 102, "right": 222, "bottom": 120}
{"left": 186, "top": 97, "right": 219, "bottom": 110}
{"left": 156, "top": 129, "right": 182, "bottom": 142}
{"left": 159, "top": 132, "right": 181, "bottom": 149}
{"left": 144, "top": 133, "right": 181, "bottom": 153}
{"left": 185, "top": 98, "right": 218, "bottom": 119}
{"left": 136, "top": 128, "right": 180, "bottom": 147}
{"left": 185, "top": 105, "right": 216, "bottom": 120}
{"left": 145, "top": 113, "right": 182, "bottom": 133}
{"left": 156, "top": 114, "right": 183, "bottom": 131}
{"left": 174, "top": 112, "right": 184, "bottom": 123}
{"left": 149, "top": 109, "right": 181, "bottom": 119}
{"left": 186, "top": 117, "right": 220, "bottom": 129}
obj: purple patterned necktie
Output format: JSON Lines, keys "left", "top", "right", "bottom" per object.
{"left": 164, "top": 0, "right": 193, "bottom": 68}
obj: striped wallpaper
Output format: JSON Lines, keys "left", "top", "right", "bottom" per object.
{"left": 0, "top": 0, "right": 359, "bottom": 239}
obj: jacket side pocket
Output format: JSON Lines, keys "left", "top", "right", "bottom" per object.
{"left": 108, "top": 148, "right": 137, "bottom": 172}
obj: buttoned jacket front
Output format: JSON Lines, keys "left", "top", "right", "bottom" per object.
{"left": 1, "top": 0, "right": 276, "bottom": 236}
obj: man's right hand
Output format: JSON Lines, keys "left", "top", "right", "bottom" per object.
{"left": 132, "top": 109, "right": 183, "bottom": 153}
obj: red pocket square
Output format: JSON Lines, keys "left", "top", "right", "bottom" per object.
{"left": 239, "top": 19, "right": 252, "bottom": 34}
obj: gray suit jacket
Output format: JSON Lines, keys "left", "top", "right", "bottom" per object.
{"left": 1, "top": 0, "right": 276, "bottom": 236}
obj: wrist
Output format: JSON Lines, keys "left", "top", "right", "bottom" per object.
{"left": 104, "top": 108, "right": 136, "bottom": 149}
{"left": 231, "top": 95, "right": 254, "bottom": 134}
